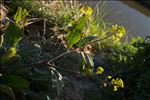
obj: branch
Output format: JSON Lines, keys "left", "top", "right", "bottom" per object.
{"left": 47, "top": 50, "right": 72, "bottom": 64}
{"left": 47, "top": 63, "right": 81, "bottom": 75}
{"left": 47, "top": 33, "right": 115, "bottom": 64}
{"left": 1, "top": 33, "right": 115, "bottom": 75}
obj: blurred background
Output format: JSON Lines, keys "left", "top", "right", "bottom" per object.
{"left": 81, "top": 0, "right": 150, "bottom": 39}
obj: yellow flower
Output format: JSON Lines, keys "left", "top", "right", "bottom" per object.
{"left": 107, "top": 75, "right": 112, "bottom": 79}
{"left": 111, "top": 78, "right": 124, "bottom": 88}
{"left": 111, "top": 24, "right": 118, "bottom": 31}
{"left": 111, "top": 24, "right": 126, "bottom": 42}
{"left": 111, "top": 78, "right": 124, "bottom": 91}
{"left": 116, "top": 33, "right": 123, "bottom": 38}
{"left": 80, "top": 6, "right": 85, "bottom": 14}
{"left": 80, "top": 6, "right": 93, "bottom": 16}
{"left": 96, "top": 66, "right": 104, "bottom": 75}
{"left": 85, "top": 6, "right": 93, "bottom": 16}
{"left": 113, "top": 86, "right": 119, "bottom": 91}
{"left": 6, "top": 47, "right": 17, "bottom": 58}
{"left": 79, "top": 6, "right": 93, "bottom": 21}
{"left": 112, "top": 36, "right": 120, "bottom": 42}
{"left": 116, "top": 37, "right": 120, "bottom": 42}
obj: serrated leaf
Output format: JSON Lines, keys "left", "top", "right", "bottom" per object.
{"left": 4, "top": 74, "right": 30, "bottom": 89}
{"left": 0, "top": 84, "right": 15, "bottom": 100}
{"left": 77, "top": 36, "right": 97, "bottom": 47}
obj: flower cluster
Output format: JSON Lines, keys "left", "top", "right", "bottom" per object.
{"left": 111, "top": 24, "right": 126, "bottom": 42}
{"left": 111, "top": 78, "right": 124, "bottom": 91}
{"left": 79, "top": 5, "right": 93, "bottom": 21}
{"left": 105, "top": 76, "right": 124, "bottom": 92}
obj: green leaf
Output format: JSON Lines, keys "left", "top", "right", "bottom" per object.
{"left": 13, "top": 7, "right": 22, "bottom": 24}
{"left": 6, "top": 23, "right": 23, "bottom": 47}
{"left": 77, "top": 36, "right": 97, "bottom": 47}
{"left": 66, "top": 15, "right": 86, "bottom": 48}
{"left": 50, "top": 67, "right": 64, "bottom": 96}
{"left": 4, "top": 74, "right": 30, "bottom": 89}
{"left": 87, "top": 54, "right": 94, "bottom": 67}
{"left": 18, "top": 43, "right": 42, "bottom": 57}
{"left": 81, "top": 52, "right": 87, "bottom": 64}
{"left": 74, "top": 15, "right": 86, "bottom": 31}
{"left": 0, "top": 84, "right": 15, "bottom": 100}
{"left": 67, "top": 31, "right": 81, "bottom": 48}
{"left": 13, "top": 7, "right": 28, "bottom": 25}
{"left": 26, "top": 68, "right": 50, "bottom": 81}
{"left": 80, "top": 52, "right": 87, "bottom": 72}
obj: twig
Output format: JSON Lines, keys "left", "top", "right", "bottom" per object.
{"left": 48, "top": 63, "right": 81, "bottom": 75}
{"left": 47, "top": 50, "right": 72, "bottom": 64}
